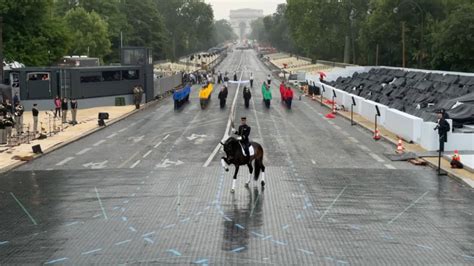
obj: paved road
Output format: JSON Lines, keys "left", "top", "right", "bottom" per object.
{"left": 1, "top": 50, "right": 473, "bottom": 265}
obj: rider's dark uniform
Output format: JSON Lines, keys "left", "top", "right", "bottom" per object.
{"left": 235, "top": 124, "right": 251, "bottom": 159}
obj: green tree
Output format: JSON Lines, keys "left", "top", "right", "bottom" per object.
{"left": 0, "top": 0, "right": 70, "bottom": 66}
{"left": 213, "top": 19, "right": 237, "bottom": 45}
{"left": 64, "top": 7, "right": 111, "bottom": 58}
{"left": 430, "top": 3, "right": 474, "bottom": 72}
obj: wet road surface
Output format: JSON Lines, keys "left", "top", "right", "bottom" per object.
{"left": 0, "top": 50, "right": 473, "bottom": 265}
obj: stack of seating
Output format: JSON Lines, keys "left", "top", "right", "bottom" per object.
{"left": 329, "top": 68, "right": 474, "bottom": 126}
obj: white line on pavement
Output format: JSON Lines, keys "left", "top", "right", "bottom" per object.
{"left": 143, "top": 150, "right": 152, "bottom": 158}
{"left": 154, "top": 141, "right": 162, "bottom": 149}
{"left": 334, "top": 125, "right": 342, "bottom": 130}
{"left": 93, "top": 140, "right": 106, "bottom": 146}
{"left": 319, "top": 185, "right": 348, "bottom": 221}
{"left": 163, "top": 134, "right": 170, "bottom": 140}
{"left": 76, "top": 148, "right": 92, "bottom": 155}
{"left": 348, "top": 137, "right": 359, "bottom": 143}
{"left": 388, "top": 191, "right": 429, "bottom": 225}
{"left": 385, "top": 164, "right": 396, "bottom": 169}
{"left": 359, "top": 145, "right": 370, "bottom": 151}
{"left": 118, "top": 127, "right": 128, "bottom": 133}
{"left": 311, "top": 160, "right": 316, "bottom": 165}
{"left": 118, "top": 150, "right": 140, "bottom": 168}
{"left": 107, "top": 133, "right": 117, "bottom": 139}
{"left": 369, "top": 153, "right": 385, "bottom": 163}
{"left": 56, "top": 157, "right": 74, "bottom": 166}
{"left": 342, "top": 131, "right": 350, "bottom": 136}
{"left": 130, "top": 160, "right": 141, "bottom": 169}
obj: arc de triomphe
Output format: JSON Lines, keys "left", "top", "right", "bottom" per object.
{"left": 229, "top": 9, "right": 264, "bottom": 40}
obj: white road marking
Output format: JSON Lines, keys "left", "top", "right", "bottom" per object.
{"left": 56, "top": 157, "right": 74, "bottom": 166}
{"left": 342, "top": 131, "right": 350, "bottom": 136}
{"left": 163, "top": 134, "right": 170, "bottom": 140}
{"left": 334, "top": 125, "right": 342, "bottom": 130}
{"left": 130, "top": 160, "right": 141, "bottom": 169}
{"left": 143, "top": 150, "right": 152, "bottom": 158}
{"left": 359, "top": 145, "right": 370, "bottom": 151}
{"left": 118, "top": 127, "right": 128, "bottom": 133}
{"left": 154, "top": 141, "right": 163, "bottom": 148}
{"left": 385, "top": 164, "right": 396, "bottom": 169}
{"left": 107, "top": 133, "right": 117, "bottom": 139}
{"left": 311, "top": 160, "right": 316, "bottom": 165}
{"left": 76, "top": 148, "right": 91, "bottom": 155}
{"left": 348, "top": 137, "right": 359, "bottom": 143}
{"left": 369, "top": 153, "right": 385, "bottom": 163}
{"left": 93, "top": 140, "right": 106, "bottom": 146}
{"left": 388, "top": 191, "right": 429, "bottom": 225}
{"left": 118, "top": 150, "right": 140, "bottom": 168}
{"left": 319, "top": 185, "right": 348, "bottom": 221}
{"left": 203, "top": 54, "right": 244, "bottom": 167}
{"left": 327, "top": 121, "right": 335, "bottom": 125}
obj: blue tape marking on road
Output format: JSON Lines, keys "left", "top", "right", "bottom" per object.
{"left": 0, "top": 241, "right": 9, "bottom": 245}
{"left": 196, "top": 212, "right": 203, "bottom": 216}
{"left": 462, "top": 255, "right": 474, "bottom": 260}
{"left": 303, "top": 206, "right": 308, "bottom": 210}
{"left": 271, "top": 240, "right": 287, "bottom": 246}
{"left": 129, "top": 226, "right": 137, "bottom": 232}
{"left": 262, "top": 235, "right": 273, "bottom": 240}
{"left": 218, "top": 210, "right": 224, "bottom": 215}
{"left": 142, "top": 231, "right": 155, "bottom": 237}
{"left": 81, "top": 248, "right": 102, "bottom": 255}
{"left": 180, "top": 218, "right": 190, "bottom": 223}
{"left": 235, "top": 224, "right": 245, "bottom": 229}
{"left": 164, "top": 224, "right": 176, "bottom": 229}
{"left": 282, "top": 224, "right": 290, "bottom": 230}
{"left": 328, "top": 218, "right": 337, "bottom": 223}
{"left": 350, "top": 224, "right": 361, "bottom": 230}
{"left": 382, "top": 233, "right": 394, "bottom": 240}
{"left": 93, "top": 214, "right": 102, "bottom": 218}
{"left": 296, "top": 214, "right": 302, "bottom": 219}
{"left": 336, "top": 260, "right": 349, "bottom": 264}
{"left": 113, "top": 207, "right": 120, "bottom": 210}
{"left": 144, "top": 237, "right": 154, "bottom": 244}
{"left": 205, "top": 206, "right": 210, "bottom": 210}
{"left": 65, "top": 221, "right": 79, "bottom": 227}
{"left": 223, "top": 216, "right": 232, "bottom": 221}
{"left": 123, "top": 200, "right": 129, "bottom": 204}
{"left": 136, "top": 187, "right": 141, "bottom": 190}
{"left": 167, "top": 249, "right": 182, "bottom": 256}
{"left": 121, "top": 216, "right": 128, "bottom": 222}
{"left": 131, "top": 193, "right": 136, "bottom": 197}
{"left": 416, "top": 244, "right": 433, "bottom": 250}
{"left": 325, "top": 257, "right": 334, "bottom": 261}
{"left": 121, "top": 207, "right": 126, "bottom": 212}
{"left": 194, "top": 259, "right": 209, "bottom": 264}
{"left": 231, "top": 246, "right": 245, "bottom": 253}
{"left": 114, "top": 239, "right": 132, "bottom": 246}
{"left": 44, "top": 257, "right": 69, "bottom": 264}
{"left": 141, "top": 181, "right": 145, "bottom": 184}
{"left": 251, "top": 231, "right": 265, "bottom": 238}
{"left": 297, "top": 248, "right": 314, "bottom": 255}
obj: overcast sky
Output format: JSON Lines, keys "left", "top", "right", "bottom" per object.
{"left": 205, "top": 0, "right": 286, "bottom": 20}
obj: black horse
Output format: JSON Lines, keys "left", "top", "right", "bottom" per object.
{"left": 221, "top": 137, "right": 266, "bottom": 193}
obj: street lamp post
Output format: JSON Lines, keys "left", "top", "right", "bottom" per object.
{"left": 393, "top": 0, "right": 425, "bottom": 68}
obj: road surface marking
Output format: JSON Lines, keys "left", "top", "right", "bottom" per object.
{"left": 93, "top": 139, "right": 106, "bottom": 146}
{"left": 106, "top": 133, "right": 117, "bottom": 139}
{"left": 334, "top": 125, "right": 342, "bottom": 130}
{"left": 385, "top": 164, "right": 396, "bottom": 169}
{"left": 388, "top": 191, "right": 429, "bottom": 225}
{"left": 369, "top": 153, "right": 385, "bottom": 162}
{"left": 10, "top": 192, "right": 38, "bottom": 225}
{"left": 143, "top": 150, "right": 152, "bottom": 158}
{"left": 118, "top": 150, "right": 140, "bottom": 168}
{"left": 311, "top": 160, "right": 316, "bottom": 164}
{"left": 319, "top": 185, "right": 348, "bottom": 221}
{"left": 115, "top": 239, "right": 131, "bottom": 246}
{"left": 118, "top": 127, "right": 128, "bottom": 133}
{"left": 342, "top": 131, "right": 350, "bottom": 136}
{"left": 348, "top": 137, "right": 359, "bottom": 143}
{"left": 76, "top": 148, "right": 91, "bottom": 155}
{"left": 154, "top": 141, "right": 162, "bottom": 148}
{"left": 130, "top": 160, "right": 141, "bottom": 168}
{"left": 45, "top": 258, "right": 69, "bottom": 264}
{"left": 360, "top": 145, "right": 370, "bottom": 151}
{"left": 94, "top": 187, "right": 108, "bottom": 220}
{"left": 56, "top": 157, "right": 74, "bottom": 166}
{"left": 163, "top": 134, "right": 170, "bottom": 140}
{"left": 203, "top": 54, "right": 244, "bottom": 167}
{"left": 82, "top": 248, "right": 102, "bottom": 255}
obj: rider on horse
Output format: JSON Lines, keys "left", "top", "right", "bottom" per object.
{"left": 234, "top": 117, "right": 251, "bottom": 160}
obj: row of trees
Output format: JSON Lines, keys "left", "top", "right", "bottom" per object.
{"left": 0, "top": 0, "right": 237, "bottom": 66}
{"left": 251, "top": 0, "right": 474, "bottom": 72}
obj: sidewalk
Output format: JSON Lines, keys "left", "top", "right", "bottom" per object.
{"left": 301, "top": 91, "right": 474, "bottom": 188}
{"left": 0, "top": 105, "right": 138, "bottom": 173}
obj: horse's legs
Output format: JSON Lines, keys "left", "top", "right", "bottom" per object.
{"left": 231, "top": 166, "right": 239, "bottom": 193}
{"left": 261, "top": 162, "right": 266, "bottom": 188}
{"left": 245, "top": 162, "right": 253, "bottom": 187}
{"left": 221, "top": 157, "right": 229, "bottom": 172}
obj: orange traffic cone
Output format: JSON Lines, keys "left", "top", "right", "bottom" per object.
{"left": 373, "top": 129, "right": 381, "bottom": 140}
{"left": 452, "top": 150, "right": 461, "bottom": 162}
{"left": 396, "top": 137, "right": 405, "bottom": 154}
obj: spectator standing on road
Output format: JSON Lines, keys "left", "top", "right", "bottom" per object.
{"left": 61, "top": 97, "right": 68, "bottom": 123}
{"left": 133, "top": 85, "right": 142, "bottom": 109}
{"left": 262, "top": 82, "right": 272, "bottom": 108}
{"left": 233, "top": 72, "right": 237, "bottom": 81}
{"left": 267, "top": 74, "right": 272, "bottom": 85}
{"left": 0, "top": 114, "right": 6, "bottom": 144}
{"left": 70, "top": 98, "right": 78, "bottom": 125}
{"left": 4, "top": 112, "right": 15, "bottom": 140}
{"left": 14, "top": 102, "right": 24, "bottom": 134}
{"left": 243, "top": 86, "right": 252, "bottom": 108}
{"left": 54, "top": 96, "right": 61, "bottom": 118}
{"left": 249, "top": 72, "right": 254, "bottom": 88}
{"left": 32, "top": 104, "right": 39, "bottom": 136}
{"left": 279, "top": 81, "right": 286, "bottom": 103}
{"left": 284, "top": 86, "right": 294, "bottom": 109}
{"left": 13, "top": 93, "right": 19, "bottom": 106}
{"left": 218, "top": 86, "right": 228, "bottom": 108}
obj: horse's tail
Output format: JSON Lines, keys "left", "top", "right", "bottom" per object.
{"left": 254, "top": 159, "right": 262, "bottom": 181}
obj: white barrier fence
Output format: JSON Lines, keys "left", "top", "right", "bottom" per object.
{"left": 305, "top": 78, "right": 473, "bottom": 152}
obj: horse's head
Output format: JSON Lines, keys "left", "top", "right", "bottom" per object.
{"left": 221, "top": 137, "right": 239, "bottom": 160}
